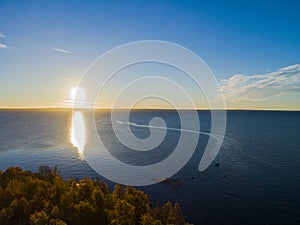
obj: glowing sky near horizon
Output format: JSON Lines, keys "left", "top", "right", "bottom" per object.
{"left": 0, "top": 0, "right": 299, "bottom": 109}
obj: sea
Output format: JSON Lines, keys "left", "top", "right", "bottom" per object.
{"left": 0, "top": 109, "right": 299, "bottom": 225}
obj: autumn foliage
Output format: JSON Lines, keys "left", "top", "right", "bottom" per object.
{"left": 0, "top": 166, "right": 192, "bottom": 225}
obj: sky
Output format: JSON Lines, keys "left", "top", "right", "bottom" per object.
{"left": 0, "top": 0, "right": 299, "bottom": 109}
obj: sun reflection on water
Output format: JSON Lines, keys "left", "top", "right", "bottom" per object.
{"left": 70, "top": 111, "right": 86, "bottom": 159}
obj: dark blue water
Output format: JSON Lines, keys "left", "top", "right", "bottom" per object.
{"left": 0, "top": 109, "right": 299, "bottom": 225}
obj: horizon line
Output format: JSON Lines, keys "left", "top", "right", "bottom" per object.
{"left": 0, "top": 107, "right": 299, "bottom": 112}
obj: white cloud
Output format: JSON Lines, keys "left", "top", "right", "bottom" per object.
{"left": 0, "top": 32, "right": 5, "bottom": 38}
{"left": 53, "top": 47, "right": 70, "bottom": 54}
{"left": 0, "top": 43, "right": 8, "bottom": 49}
{"left": 219, "top": 64, "right": 300, "bottom": 104}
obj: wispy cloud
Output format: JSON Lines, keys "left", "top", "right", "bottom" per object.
{"left": 53, "top": 47, "right": 70, "bottom": 54}
{"left": 63, "top": 78, "right": 73, "bottom": 81}
{"left": 0, "top": 32, "right": 5, "bottom": 38}
{"left": 219, "top": 64, "right": 300, "bottom": 104}
{"left": 0, "top": 43, "right": 8, "bottom": 49}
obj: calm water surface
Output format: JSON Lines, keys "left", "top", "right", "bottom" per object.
{"left": 0, "top": 109, "right": 299, "bottom": 225}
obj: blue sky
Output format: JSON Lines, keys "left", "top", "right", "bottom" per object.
{"left": 0, "top": 0, "right": 299, "bottom": 109}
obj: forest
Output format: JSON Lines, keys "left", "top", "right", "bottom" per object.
{"left": 0, "top": 166, "right": 192, "bottom": 225}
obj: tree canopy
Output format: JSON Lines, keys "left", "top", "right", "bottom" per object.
{"left": 0, "top": 166, "right": 192, "bottom": 225}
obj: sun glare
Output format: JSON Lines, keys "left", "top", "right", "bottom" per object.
{"left": 70, "top": 88, "right": 77, "bottom": 100}
{"left": 70, "top": 111, "right": 86, "bottom": 159}
{"left": 70, "top": 87, "right": 86, "bottom": 100}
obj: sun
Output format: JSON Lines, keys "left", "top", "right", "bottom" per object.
{"left": 70, "top": 87, "right": 86, "bottom": 100}
{"left": 70, "top": 88, "right": 77, "bottom": 100}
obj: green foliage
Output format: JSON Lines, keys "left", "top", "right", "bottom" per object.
{"left": 0, "top": 166, "right": 192, "bottom": 225}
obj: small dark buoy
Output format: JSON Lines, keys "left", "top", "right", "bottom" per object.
{"left": 223, "top": 175, "right": 226, "bottom": 178}
{"left": 174, "top": 179, "right": 178, "bottom": 182}
{"left": 191, "top": 176, "right": 194, "bottom": 180}
{"left": 215, "top": 163, "right": 219, "bottom": 166}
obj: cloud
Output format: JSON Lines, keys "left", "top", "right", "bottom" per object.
{"left": 219, "top": 64, "right": 300, "bottom": 104}
{"left": 53, "top": 47, "right": 70, "bottom": 54}
{"left": 0, "top": 32, "right": 5, "bottom": 38}
{"left": 63, "top": 78, "right": 73, "bottom": 81}
{"left": 0, "top": 43, "right": 8, "bottom": 49}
